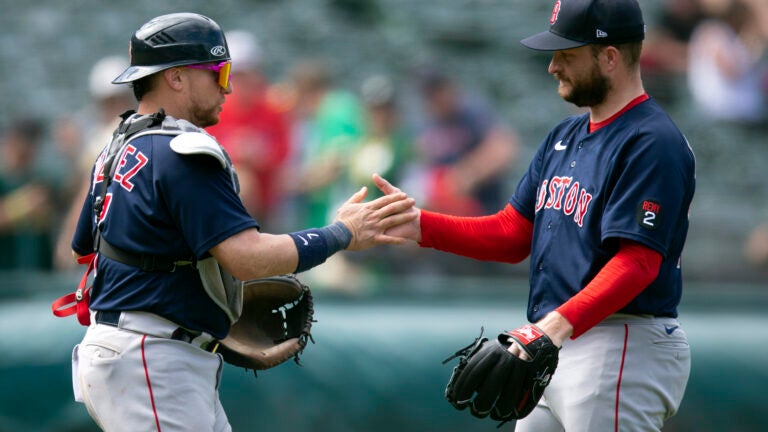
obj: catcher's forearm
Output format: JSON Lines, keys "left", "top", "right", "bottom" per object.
{"left": 210, "top": 223, "right": 351, "bottom": 279}
{"left": 211, "top": 229, "right": 300, "bottom": 280}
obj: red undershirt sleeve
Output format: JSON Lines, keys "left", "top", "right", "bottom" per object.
{"left": 556, "top": 240, "right": 663, "bottom": 339}
{"left": 419, "top": 204, "right": 533, "bottom": 264}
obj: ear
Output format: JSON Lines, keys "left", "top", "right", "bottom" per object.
{"left": 162, "top": 67, "right": 185, "bottom": 91}
{"left": 601, "top": 46, "right": 621, "bottom": 73}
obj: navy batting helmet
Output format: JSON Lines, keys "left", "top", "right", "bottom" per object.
{"left": 113, "top": 13, "right": 230, "bottom": 84}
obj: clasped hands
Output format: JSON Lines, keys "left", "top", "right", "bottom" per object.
{"left": 333, "top": 174, "right": 420, "bottom": 251}
{"left": 339, "top": 173, "right": 574, "bottom": 357}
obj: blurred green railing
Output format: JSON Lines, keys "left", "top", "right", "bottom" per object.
{"left": 1, "top": 271, "right": 766, "bottom": 431}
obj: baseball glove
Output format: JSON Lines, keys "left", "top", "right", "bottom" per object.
{"left": 218, "top": 274, "right": 314, "bottom": 371}
{"left": 443, "top": 325, "right": 559, "bottom": 423}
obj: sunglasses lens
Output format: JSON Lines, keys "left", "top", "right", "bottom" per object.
{"left": 218, "top": 62, "right": 231, "bottom": 89}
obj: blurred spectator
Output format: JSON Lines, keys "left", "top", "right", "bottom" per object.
{"left": 206, "top": 30, "right": 292, "bottom": 227}
{"left": 640, "top": 0, "right": 707, "bottom": 103}
{"left": 275, "top": 60, "right": 367, "bottom": 292}
{"left": 348, "top": 74, "right": 414, "bottom": 199}
{"left": 341, "top": 74, "right": 421, "bottom": 287}
{"left": 687, "top": 0, "right": 768, "bottom": 125}
{"left": 744, "top": 221, "right": 768, "bottom": 267}
{"left": 0, "top": 118, "right": 55, "bottom": 270}
{"left": 284, "top": 59, "right": 365, "bottom": 228}
{"left": 52, "top": 56, "right": 135, "bottom": 269}
{"left": 53, "top": 56, "right": 136, "bottom": 269}
{"left": 406, "top": 68, "right": 519, "bottom": 216}
{"left": 54, "top": 56, "right": 135, "bottom": 193}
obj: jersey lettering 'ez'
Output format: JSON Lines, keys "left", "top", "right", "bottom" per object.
{"left": 92, "top": 144, "right": 149, "bottom": 193}
{"left": 113, "top": 145, "right": 149, "bottom": 192}
{"left": 535, "top": 176, "right": 593, "bottom": 227}
{"left": 91, "top": 144, "right": 150, "bottom": 224}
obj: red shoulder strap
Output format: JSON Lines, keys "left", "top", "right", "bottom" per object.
{"left": 52, "top": 253, "right": 97, "bottom": 326}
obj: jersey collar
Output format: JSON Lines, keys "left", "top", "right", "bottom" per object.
{"left": 589, "top": 93, "right": 649, "bottom": 133}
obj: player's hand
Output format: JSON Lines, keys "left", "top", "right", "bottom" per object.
{"left": 505, "top": 337, "right": 531, "bottom": 361}
{"left": 506, "top": 311, "right": 572, "bottom": 359}
{"left": 372, "top": 174, "right": 422, "bottom": 243}
{"left": 335, "top": 185, "right": 417, "bottom": 251}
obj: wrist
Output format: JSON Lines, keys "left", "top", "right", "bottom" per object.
{"left": 534, "top": 311, "right": 574, "bottom": 347}
{"left": 326, "top": 221, "right": 352, "bottom": 251}
{"left": 288, "top": 222, "right": 352, "bottom": 273}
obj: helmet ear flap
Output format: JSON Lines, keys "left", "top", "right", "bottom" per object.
{"left": 113, "top": 13, "right": 231, "bottom": 84}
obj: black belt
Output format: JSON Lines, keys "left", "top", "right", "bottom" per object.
{"left": 95, "top": 311, "right": 219, "bottom": 352}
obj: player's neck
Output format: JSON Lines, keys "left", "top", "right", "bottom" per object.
{"left": 137, "top": 99, "right": 168, "bottom": 117}
{"left": 136, "top": 85, "right": 195, "bottom": 121}
{"left": 589, "top": 75, "right": 645, "bottom": 124}
{"left": 137, "top": 98, "right": 184, "bottom": 123}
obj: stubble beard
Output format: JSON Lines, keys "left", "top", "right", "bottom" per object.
{"left": 558, "top": 62, "right": 611, "bottom": 108}
{"left": 189, "top": 94, "right": 222, "bottom": 128}
{"left": 191, "top": 106, "right": 220, "bottom": 128}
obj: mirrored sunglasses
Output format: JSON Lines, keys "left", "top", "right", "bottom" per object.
{"left": 186, "top": 61, "right": 232, "bottom": 89}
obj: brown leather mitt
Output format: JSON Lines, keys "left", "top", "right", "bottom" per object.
{"left": 218, "top": 274, "right": 314, "bottom": 370}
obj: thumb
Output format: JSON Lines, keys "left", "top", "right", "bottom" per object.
{"left": 372, "top": 173, "right": 400, "bottom": 195}
{"left": 346, "top": 186, "right": 368, "bottom": 204}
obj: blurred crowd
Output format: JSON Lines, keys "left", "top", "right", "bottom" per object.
{"left": 1, "top": 0, "right": 767, "bottom": 291}
{"left": 640, "top": 0, "right": 768, "bottom": 272}
{"left": 0, "top": 27, "right": 522, "bottom": 291}
{"left": 642, "top": 0, "right": 768, "bottom": 125}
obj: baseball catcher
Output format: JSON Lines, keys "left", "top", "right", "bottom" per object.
{"left": 218, "top": 274, "right": 315, "bottom": 371}
{"left": 55, "top": 12, "right": 416, "bottom": 431}
{"left": 443, "top": 325, "right": 559, "bottom": 424}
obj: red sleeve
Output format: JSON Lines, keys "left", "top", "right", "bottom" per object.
{"left": 419, "top": 204, "right": 533, "bottom": 264}
{"left": 556, "top": 240, "right": 662, "bottom": 338}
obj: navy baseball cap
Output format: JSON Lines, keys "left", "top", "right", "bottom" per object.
{"left": 521, "top": 0, "right": 645, "bottom": 51}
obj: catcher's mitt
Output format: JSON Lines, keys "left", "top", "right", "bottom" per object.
{"left": 218, "top": 274, "right": 314, "bottom": 371}
{"left": 443, "top": 325, "right": 559, "bottom": 423}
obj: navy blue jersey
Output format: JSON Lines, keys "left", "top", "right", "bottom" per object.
{"left": 72, "top": 120, "right": 258, "bottom": 338}
{"left": 510, "top": 98, "right": 695, "bottom": 322}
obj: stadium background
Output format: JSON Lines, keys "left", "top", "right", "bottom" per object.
{"left": 0, "top": 0, "right": 766, "bottom": 430}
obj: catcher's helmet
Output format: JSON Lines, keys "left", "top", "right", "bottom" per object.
{"left": 113, "top": 13, "right": 230, "bottom": 84}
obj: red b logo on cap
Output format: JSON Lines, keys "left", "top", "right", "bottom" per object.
{"left": 550, "top": 0, "right": 561, "bottom": 24}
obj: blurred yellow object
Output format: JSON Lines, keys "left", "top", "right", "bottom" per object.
{"left": 1, "top": 184, "right": 51, "bottom": 228}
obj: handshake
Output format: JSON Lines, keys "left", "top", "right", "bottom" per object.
{"left": 333, "top": 173, "right": 422, "bottom": 251}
